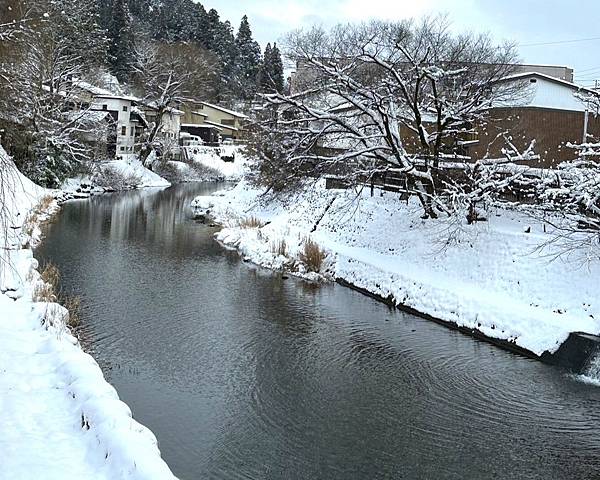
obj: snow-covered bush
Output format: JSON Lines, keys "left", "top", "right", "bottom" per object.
{"left": 93, "top": 166, "right": 143, "bottom": 191}
{"left": 535, "top": 159, "right": 600, "bottom": 261}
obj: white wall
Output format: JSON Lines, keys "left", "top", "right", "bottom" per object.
{"left": 499, "top": 77, "right": 589, "bottom": 112}
{"left": 91, "top": 97, "right": 136, "bottom": 157}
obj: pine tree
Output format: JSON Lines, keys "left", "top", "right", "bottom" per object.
{"left": 258, "top": 42, "right": 284, "bottom": 94}
{"left": 235, "top": 15, "right": 261, "bottom": 99}
{"left": 55, "top": 0, "right": 108, "bottom": 70}
{"left": 107, "top": 0, "right": 136, "bottom": 82}
{"left": 270, "top": 43, "right": 284, "bottom": 93}
{"left": 257, "top": 42, "right": 272, "bottom": 92}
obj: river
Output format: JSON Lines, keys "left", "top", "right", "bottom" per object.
{"left": 35, "top": 183, "right": 600, "bottom": 480}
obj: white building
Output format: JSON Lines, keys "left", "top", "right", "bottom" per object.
{"left": 90, "top": 94, "right": 141, "bottom": 160}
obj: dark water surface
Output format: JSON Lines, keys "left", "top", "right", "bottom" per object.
{"left": 36, "top": 184, "right": 600, "bottom": 480}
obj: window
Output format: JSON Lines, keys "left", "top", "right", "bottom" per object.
{"left": 221, "top": 119, "right": 235, "bottom": 126}
{"left": 120, "top": 146, "right": 125, "bottom": 151}
{"left": 121, "top": 126, "right": 127, "bottom": 136}
{"left": 123, "top": 105, "right": 128, "bottom": 112}
{"left": 102, "top": 104, "right": 107, "bottom": 110}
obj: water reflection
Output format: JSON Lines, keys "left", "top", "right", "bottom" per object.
{"left": 36, "top": 183, "right": 600, "bottom": 480}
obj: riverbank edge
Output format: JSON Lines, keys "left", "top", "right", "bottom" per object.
{"left": 336, "top": 278, "right": 600, "bottom": 372}
{"left": 216, "top": 219, "right": 600, "bottom": 373}
{"left": 1, "top": 178, "right": 177, "bottom": 478}
{"left": 193, "top": 182, "right": 600, "bottom": 374}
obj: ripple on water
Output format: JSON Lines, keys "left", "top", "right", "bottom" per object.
{"left": 35, "top": 184, "right": 600, "bottom": 480}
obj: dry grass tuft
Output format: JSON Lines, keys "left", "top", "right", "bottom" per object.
{"left": 37, "top": 195, "right": 55, "bottom": 212}
{"left": 299, "top": 238, "right": 327, "bottom": 272}
{"left": 63, "top": 295, "right": 82, "bottom": 328}
{"left": 33, "top": 262, "right": 60, "bottom": 302}
{"left": 237, "top": 216, "right": 265, "bottom": 229}
{"left": 34, "top": 263, "right": 83, "bottom": 328}
{"left": 271, "top": 238, "right": 287, "bottom": 257}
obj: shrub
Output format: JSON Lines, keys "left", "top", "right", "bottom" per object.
{"left": 63, "top": 295, "right": 82, "bottom": 328}
{"left": 33, "top": 262, "right": 60, "bottom": 302}
{"left": 271, "top": 238, "right": 287, "bottom": 257}
{"left": 238, "top": 216, "right": 265, "bottom": 229}
{"left": 37, "top": 195, "right": 55, "bottom": 212}
{"left": 94, "top": 167, "right": 142, "bottom": 190}
{"left": 299, "top": 237, "right": 327, "bottom": 272}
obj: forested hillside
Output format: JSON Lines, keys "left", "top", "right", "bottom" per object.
{"left": 0, "top": 0, "right": 283, "bottom": 186}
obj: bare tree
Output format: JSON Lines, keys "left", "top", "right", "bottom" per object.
{"left": 254, "top": 18, "right": 528, "bottom": 219}
{"left": 132, "top": 39, "right": 220, "bottom": 161}
{"left": 0, "top": 0, "right": 107, "bottom": 186}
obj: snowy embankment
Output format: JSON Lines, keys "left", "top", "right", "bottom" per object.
{"left": 192, "top": 180, "right": 600, "bottom": 357}
{"left": 0, "top": 147, "right": 176, "bottom": 479}
{"left": 63, "top": 157, "right": 170, "bottom": 197}
{"left": 184, "top": 146, "right": 250, "bottom": 181}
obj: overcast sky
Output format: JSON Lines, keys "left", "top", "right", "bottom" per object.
{"left": 198, "top": 0, "right": 600, "bottom": 86}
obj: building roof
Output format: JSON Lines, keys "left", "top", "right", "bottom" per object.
{"left": 204, "top": 120, "right": 238, "bottom": 132}
{"left": 496, "top": 71, "right": 599, "bottom": 112}
{"left": 499, "top": 71, "right": 598, "bottom": 95}
{"left": 182, "top": 123, "right": 224, "bottom": 131}
{"left": 73, "top": 80, "right": 140, "bottom": 102}
{"left": 141, "top": 102, "right": 185, "bottom": 116}
{"left": 201, "top": 102, "right": 247, "bottom": 119}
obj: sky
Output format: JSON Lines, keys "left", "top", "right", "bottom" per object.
{"left": 198, "top": 0, "right": 600, "bottom": 86}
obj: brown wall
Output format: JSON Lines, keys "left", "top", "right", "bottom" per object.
{"left": 398, "top": 107, "right": 600, "bottom": 169}
{"left": 469, "top": 107, "right": 600, "bottom": 168}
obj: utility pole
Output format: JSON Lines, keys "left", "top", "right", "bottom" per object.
{"left": 583, "top": 107, "right": 589, "bottom": 144}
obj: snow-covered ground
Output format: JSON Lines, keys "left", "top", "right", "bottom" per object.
{"left": 187, "top": 146, "right": 250, "bottom": 181}
{"left": 0, "top": 147, "right": 176, "bottom": 480}
{"left": 62, "top": 158, "right": 170, "bottom": 197}
{"left": 192, "top": 179, "right": 600, "bottom": 357}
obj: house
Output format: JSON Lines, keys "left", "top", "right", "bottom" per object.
{"left": 467, "top": 72, "right": 600, "bottom": 168}
{"left": 179, "top": 99, "right": 222, "bottom": 145}
{"left": 71, "top": 81, "right": 143, "bottom": 160}
{"left": 179, "top": 99, "right": 247, "bottom": 142}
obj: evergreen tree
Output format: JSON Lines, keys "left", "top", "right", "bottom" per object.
{"left": 270, "top": 43, "right": 285, "bottom": 93}
{"left": 106, "top": 0, "right": 135, "bottom": 82}
{"left": 55, "top": 0, "right": 108, "bottom": 70}
{"left": 257, "top": 42, "right": 272, "bottom": 92}
{"left": 258, "top": 42, "right": 284, "bottom": 94}
{"left": 235, "top": 15, "right": 261, "bottom": 99}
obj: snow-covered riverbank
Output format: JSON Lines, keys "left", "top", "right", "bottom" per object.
{"left": 0, "top": 147, "right": 176, "bottom": 480}
{"left": 192, "top": 180, "right": 600, "bottom": 357}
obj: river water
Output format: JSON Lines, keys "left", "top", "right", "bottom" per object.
{"left": 36, "top": 183, "right": 600, "bottom": 480}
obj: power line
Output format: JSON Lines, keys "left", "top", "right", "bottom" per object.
{"left": 519, "top": 36, "right": 600, "bottom": 47}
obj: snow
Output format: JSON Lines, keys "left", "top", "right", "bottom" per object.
{"left": 187, "top": 146, "right": 251, "bottom": 181}
{"left": 104, "top": 158, "right": 171, "bottom": 188}
{"left": 193, "top": 179, "right": 600, "bottom": 357}
{"left": 61, "top": 158, "right": 171, "bottom": 197}
{"left": 0, "top": 146, "right": 176, "bottom": 479}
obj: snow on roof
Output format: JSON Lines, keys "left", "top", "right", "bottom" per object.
{"left": 141, "top": 101, "right": 185, "bottom": 115}
{"left": 73, "top": 80, "right": 140, "bottom": 102}
{"left": 204, "top": 120, "right": 238, "bottom": 131}
{"left": 201, "top": 102, "right": 247, "bottom": 119}
{"left": 499, "top": 71, "right": 598, "bottom": 95}
{"left": 495, "top": 71, "right": 599, "bottom": 112}
{"left": 182, "top": 123, "right": 224, "bottom": 131}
